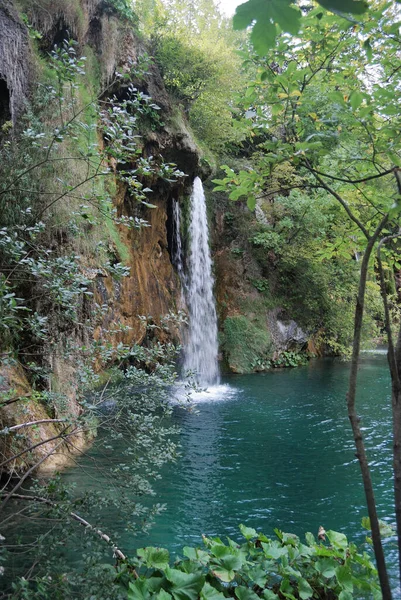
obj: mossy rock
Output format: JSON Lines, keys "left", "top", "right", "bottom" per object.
{"left": 221, "top": 315, "right": 273, "bottom": 374}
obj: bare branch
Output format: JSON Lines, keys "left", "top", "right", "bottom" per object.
{"left": 0, "top": 493, "right": 137, "bottom": 572}
{"left": 1, "top": 419, "right": 68, "bottom": 434}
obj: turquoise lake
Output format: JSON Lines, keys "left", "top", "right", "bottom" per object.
{"left": 65, "top": 354, "right": 397, "bottom": 576}
{"left": 4, "top": 353, "right": 398, "bottom": 594}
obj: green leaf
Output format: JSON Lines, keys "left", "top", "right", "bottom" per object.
{"left": 298, "top": 578, "right": 313, "bottom": 600}
{"left": 233, "top": 0, "right": 301, "bottom": 55}
{"left": 250, "top": 16, "right": 277, "bottom": 55}
{"left": 235, "top": 586, "right": 260, "bottom": 600}
{"left": 338, "top": 591, "right": 353, "bottom": 600}
{"left": 360, "top": 517, "right": 394, "bottom": 538}
{"left": 316, "top": 558, "right": 337, "bottom": 578}
{"left": 349, "top": 91, "right": 363, "bottom": 111}
{"left": 326, "top": 530, "right": 348, "bottom": 549}
{"left": 262, "top": 591, "right": 279, "bottom": 600}
{"left": 157, "top": 591, "right": 173, "bottom": 600}
{"left": 305, "top": 532, "right": 315, "bottom": 546}
{"left": 247, "top": 196, "right": 256, "bottom": 210}
{"left": 137, "top": 547, "right": 170, "bottom": 570}
{"left": 165, "top": 567, "right": 205, "bottom": 600}
{"left": 128, "top": 579, "right": 151, "bottom": 600}
{"left": 262, "top": 542, "right": 288, "bottom": 560}
{"left": 336, "top": 565, "right": 353, "bottom": 592}
{"left": 200, "top": 583, "right": 226, "bottom": 600}
{"left": 239, "top": 524, "right": 257, "bottom": 539}
{"left": 183, "top": 547, "right": 210, "bottom": 564}
{"left": 388, "top": 152, "right": 401, "bottom": 167}
{"left": 317, "top": 0, "right": 368, "bottom": 15}
{"left": 363, "top": 38, "right": 373, "bottom": 61}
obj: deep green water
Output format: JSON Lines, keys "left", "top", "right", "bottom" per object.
{"left": 3, "top": 353, "right": 399, "bottom": 593}
{"left": 65, "top": 354, "right": 396, "bottom": 567}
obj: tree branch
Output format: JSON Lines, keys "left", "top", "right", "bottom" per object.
{"left": 1, "top": 419, "right": 68, "bottom": 434}
{"left": 303, "top": 160, "right": 370, "bottom": 239}
{"left": 0, "top": 493, "right": 136, "bottom": 572}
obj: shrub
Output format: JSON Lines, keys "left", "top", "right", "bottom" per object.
{"left": 222, "top": 315, "right": 273, "bottom": 374}
{"left": 123, "top": 525, "right": 381, "bottom": 599}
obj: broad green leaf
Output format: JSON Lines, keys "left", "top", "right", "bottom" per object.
{"left": 263, "top": 591, "right": 279, "bottom": 600}
{"left": 305, "top": 532, "right": 315, "bottom": 546}
{"left": 388, "top": 152, "right": 401, "bottom": 167}
{"left": 349, "top": 91, "right": 363, "bottom": 111}
{"left": 317, "top": 0, "right": 368, "bottom": 14}
{"left": 326, "top": 530, "right": 348, "bottom": 549}
{"left": 336, "top": 565, "right": 353, "bottom": 592}
{"left": 183, "top": 547, "right": 210, "bottom": 564}
{"left": 338, "top": 591, "right": 353, "bottom": 600}
{"left": 200, "top": 583, "right": 226, "bottom": 600}
{"left": 234, "top": 0, "right": 366, "bottom": 55}
{"left": 298, "top": 578, "right": 313, "bottom": 600}
{"left": 280, "top": 578, "right": 296, "bottom": 600}
{"left": 157, "top": 591, "right": 173, "bottom": 600}
{"left": 363, "top": 38, "right": 373, "bottom": 61}
{"left": 165, "top": 567, "right": 205, "bottom": 600}
{"left": 247, "top": 195, "right": 256, "bottom": 211}
{"left": 360, "top": 517, "right": 394, "bottom": 538}
{"left": 137, "top": 547, "right": 170, "bottom": 570}
{"left": 211, "top": 566, "right": 236, "bottom": 582}
{"left": 233, "top": 0, "right": 301, "bottom": 55}
{"left": 235, "top": 586, "right": 260, "bottom": 600}
{"left": 239, "top": 524, "right": 257, "bottom": 539}
{"left": 316, "top": 558, "right": 337, "bottom": 578}
{"left": 128, "top": 579, "right": 151, "bottom": 600}
{"left": 262, "top": 542, "right": 288, "bottom": 559}
{"left": 250, "top": 16, "right": 277, "bottom": 55}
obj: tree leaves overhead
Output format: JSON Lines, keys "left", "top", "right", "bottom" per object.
{"left": 233, "top": 0, "right": 301, "bottom": 54}
{"left": 233, "top": 0, "right": 368, "bottom": 55}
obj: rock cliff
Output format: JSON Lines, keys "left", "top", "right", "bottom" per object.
{"left": 0, "top": 0, "right": 201, "bottom": 475}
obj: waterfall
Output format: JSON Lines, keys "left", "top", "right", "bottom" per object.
{"left": 172, "top": 199, "right": 186, "bottom": 297}
{"left": 183, "top": 177, "right": 220, "bottom": 387}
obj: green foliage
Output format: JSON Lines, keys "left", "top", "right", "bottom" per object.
{"left": 148, "top": 0, "right": 247, "bottom": 154}
{"left": 233, "top": 0, "right": 368, "bottom": 55}
{"left": 221, "top": 315, "right": 273, "bottom": 374}
{"left": 121, "top": 526, "right": 380, "bottom": 599}
{"left": 102, "top": 0, "right": 139, "bottom": 24}
{"left": 272, "top": 350, "right": 308, "bottom": 368}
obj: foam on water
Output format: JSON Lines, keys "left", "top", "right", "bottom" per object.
{"left": 171, "top": 382, "right": 237, "bottom": 405}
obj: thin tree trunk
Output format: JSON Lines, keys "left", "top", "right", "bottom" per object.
{"left": 377, "top": 235, "right": 401, "bottom": 589}
{"left": 347, "top": 218, "right": 392, "bottom": 600}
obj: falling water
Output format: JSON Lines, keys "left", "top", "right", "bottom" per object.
{"left": 172, "top": 199, "right": 186, "bottom": 298}
{"left": 183, "top": 177, "right": 220, "bottom": 387}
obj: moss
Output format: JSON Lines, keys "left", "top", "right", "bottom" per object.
{"left": 104, "top": 213, "right": 131, "bottom": 264}
{"left": 221, "top": 315, "right": 273, "bottom": 374}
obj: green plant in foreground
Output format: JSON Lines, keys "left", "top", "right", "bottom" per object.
{"left": 122, "top": 526, "right": 381, "bottom": 600}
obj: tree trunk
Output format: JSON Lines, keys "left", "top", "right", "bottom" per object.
{"left": 347, "top": 224, "right": 392, "bottom": 600}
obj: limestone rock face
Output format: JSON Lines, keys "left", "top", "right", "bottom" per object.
{"left": 0, "top": 1, "right": 30, "bottom": 126}
{"left": 0, "top": 363, "right": 88, "bottom": 475}
{"left": 0, "top": 0, "right": 201, "bottom": 474}
{"left": 267, "top": 308, "right": 309, "bottom": 352}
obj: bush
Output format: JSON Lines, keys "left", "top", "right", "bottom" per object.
{"left": 122, "top": 525, "right": 381, "bottom": 599}
{"left": 221, "top": 315, "right": 273, "bottom": 374}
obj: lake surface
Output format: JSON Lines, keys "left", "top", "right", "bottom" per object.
{"left": 65, "top": 354, "right": 397, "bottom": 572}
{"left": 4, "top": 354, "right": 398, "bottom": 593}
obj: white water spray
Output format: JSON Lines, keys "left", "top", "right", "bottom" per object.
{"left": 183, "top": 177, "right": 220, "bottom": 387}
